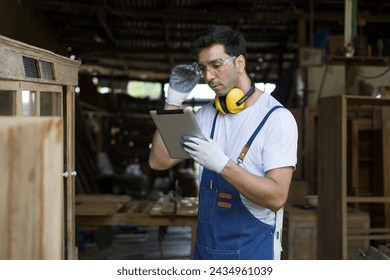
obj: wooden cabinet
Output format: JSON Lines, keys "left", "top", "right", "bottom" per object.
{"left": 284, "top": 207, "right": 317, "bottom": 259}
{"left": 0, "top": 35, "right": 80, "bottom": 259}
{"left": 317, "top": 95, "right": 390, "bottom": 259}
{"left": 284, "top": 207, "right": 370, "bottom": 260}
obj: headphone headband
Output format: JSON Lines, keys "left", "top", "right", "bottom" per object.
{"left": 236, "top": 83, "right": 255, "bottom": 106}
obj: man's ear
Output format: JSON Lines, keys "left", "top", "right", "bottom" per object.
{"left": 236, "top": 54, "right": 246, "bottom": 73}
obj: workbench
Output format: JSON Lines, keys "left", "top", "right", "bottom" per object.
{"left": 75, "top": 194, "right": 198, "bottom": 259}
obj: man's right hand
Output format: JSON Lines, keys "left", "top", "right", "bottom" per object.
{"left": 165, "top": 63, "right": 202, "bottom": 106}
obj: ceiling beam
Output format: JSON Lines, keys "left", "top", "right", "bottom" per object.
{"left": 23, "top": 0, "right": 390, "bottom": 23}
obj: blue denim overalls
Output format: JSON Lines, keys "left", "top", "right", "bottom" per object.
{"left": 193, "top": 106, "right": 283, "bottom": 260}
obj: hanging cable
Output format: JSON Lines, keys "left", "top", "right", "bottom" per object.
{"left": 357, "top": 66, "right": 390, "bottom": 79}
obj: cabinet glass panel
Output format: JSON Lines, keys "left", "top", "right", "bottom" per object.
{"left": 21, "top": 90, "right": 36, "bottom": 116}
{"left": 0, "top": 91, "right": 16, "bottom": 115}
{"left": 40, "top": 91, "right": 62, "bottom": 116}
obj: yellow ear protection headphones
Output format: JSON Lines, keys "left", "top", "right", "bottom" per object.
{"left": 214, "top": 82, "right": 256, "bottom": 114}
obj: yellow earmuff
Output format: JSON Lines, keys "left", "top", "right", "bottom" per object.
{"left": 215, "top": 83, "right": 256, "bottom": 114}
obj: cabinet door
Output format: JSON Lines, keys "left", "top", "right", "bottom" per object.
{"left": 0, "top": 117, "right": 63, "bottom": 259}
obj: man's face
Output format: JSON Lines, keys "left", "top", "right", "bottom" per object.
{"left": 197, "top": 44, "right": 238, "bottom": 97}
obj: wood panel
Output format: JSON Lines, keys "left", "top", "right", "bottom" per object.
{"left": 318, "top": 95, "right": 345, "bottom": 259}
{"left": 0, "top": 35, "right": 80, "bottom": 85}
{"left": 0, "top": 117, "right": 63, "bottom": 259}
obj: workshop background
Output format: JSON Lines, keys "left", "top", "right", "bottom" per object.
{"left": 0, "top": 0, "right": 390, "bottom": 260}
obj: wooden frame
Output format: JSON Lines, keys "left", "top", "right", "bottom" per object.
{"left": 318, "top": 95, "right": 390, "bottom": 259}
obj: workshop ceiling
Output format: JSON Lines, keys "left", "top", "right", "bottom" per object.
{"left": 21, "top": 0, "right": 390, "bottom": 84}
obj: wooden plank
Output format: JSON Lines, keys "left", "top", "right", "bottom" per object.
{"left": 0, "top": 117, "right": 63, "bottom": 260}
{"left": 65, "top": 85, "right": 76, "bottom": 260}
{"left": 345, "top": 96, "right": 390, "bottom": 106}
{"left": 346, "top": 196, "right": 390, "bottom": 203}
{"left": 318, "top": 95, "right": 345, "bottom": 259}
{"left": 151, "top": 196, "right": 198, "bottom": 216}
{"left": 347, "top": 235, "right": 390, "bottom": 240}
{"left": 317, "top": 96, "right": 346, "bottom": 259}
{"left": 349, "top": 228, "right": 390, "bottom": 234}
{"left": 382, "top": 105, "right": 390, "bottom": 229}
{"left": 76, "top": 194, "right": 129, "bottom": 203}
{"left": 75, "top": 201, "right": 127, "bottom": 216}
{"left": 75, "top": 194, "right": 129, "bottom": 216}
{"left": 123, "top": 200, "right": 143, "bottom": 214}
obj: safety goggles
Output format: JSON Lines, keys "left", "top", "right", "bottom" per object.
{"left": 195, "top": 56, "right": 237, "bottom": 77}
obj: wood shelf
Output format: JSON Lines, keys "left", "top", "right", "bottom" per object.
{"left": 326, "top": 55, "right": 390, "bottom": 65}
{"left": 346, "top": 196, "right": 390, "bottom": 203}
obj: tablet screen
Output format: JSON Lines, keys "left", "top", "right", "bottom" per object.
{"left": 150, "top": 109, "right": 205, "bottom": 159}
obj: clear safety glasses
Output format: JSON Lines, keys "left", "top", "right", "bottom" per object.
{"left": 195, "top": 56, "right": 237, "bottom": 77}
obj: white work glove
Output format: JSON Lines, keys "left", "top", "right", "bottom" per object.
{"left": 181, "top": 136, "right": 230, "bottom": 174}
{"left": 166, "top": 63, "right": 202, "bottom": 106}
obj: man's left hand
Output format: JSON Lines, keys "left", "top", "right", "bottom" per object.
{"left": 181, "top": 136, "right": 229, "bottom": 173}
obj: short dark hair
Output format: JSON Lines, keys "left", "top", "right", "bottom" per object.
{"left": 191, "top": 25, "right": 247, "bottom": 60}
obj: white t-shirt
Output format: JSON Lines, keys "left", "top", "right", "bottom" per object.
{"left": 195, "top": 93, "right": 298, "bottom": 225}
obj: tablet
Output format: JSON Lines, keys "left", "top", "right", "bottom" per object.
{"left": 150, "top": 108, "right": 206, "bottom": 159}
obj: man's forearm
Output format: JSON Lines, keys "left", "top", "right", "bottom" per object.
{"left": 221, "top": 161, "right": 293, "bottom": 212}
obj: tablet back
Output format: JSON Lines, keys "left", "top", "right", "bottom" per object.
{"left": 150, "top": 109, "right": 205, "bottom": 159}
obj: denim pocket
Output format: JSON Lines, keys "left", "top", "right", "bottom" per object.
{"left": 198, "top": 186, "right": 217, "bottom": 223}
{"left": 195, "top": 244, "right": 240, "bottom": 260}
{"left": 207, "top": 248, "right": 240, "bottom": 260}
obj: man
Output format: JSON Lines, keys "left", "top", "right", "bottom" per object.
{"left": 149, "top": 25, "right": 298, "bottom": 260}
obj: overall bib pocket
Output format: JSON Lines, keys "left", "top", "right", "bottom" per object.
{"left": 198, "top": 186, "right": 217, "bottom": 223}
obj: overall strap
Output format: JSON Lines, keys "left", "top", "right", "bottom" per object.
{"left": 237, "top": 105, "right": 284, "bottom": 165}
{"left": 209, "top": 111, "right": 219, "bottom": 139}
